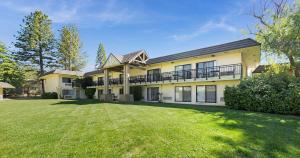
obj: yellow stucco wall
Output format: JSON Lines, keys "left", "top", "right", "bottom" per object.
{"left": 141, "top": 80, "right": 239, "bottom": 105}
{"left": 0, "top": 87, "right": 3, "bottom": 100}
{"left": 41, "top": 74, "right": 83, "bottom": 99}
{"left": 88, "top": 45, "right": 260, "bottom": 105}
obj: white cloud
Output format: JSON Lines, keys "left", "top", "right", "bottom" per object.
{"left": 91, "top": 0, "right": 137, "bottom": 24}
{"left": 0, "top": 0, "right": 138, "bottom": 24}
{"left": 0, "top": 1, "right": 35, "bottom": 13}
{"left": 171, "top": 18, "right": 238, "bottom": 41}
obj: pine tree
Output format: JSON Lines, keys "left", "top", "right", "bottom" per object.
{"left": 14, "top": 11, "right": 57, "bottom": 94}
{"left": 58, "top": 25, "right": 86, "bottom": 71}
{"left": 95, "top": 43, "right": 106, "bottom": 69}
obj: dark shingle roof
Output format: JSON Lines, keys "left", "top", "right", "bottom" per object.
{"left": 41, "top": 70, "right": 84, "bottom": 77}
{"left": 84, "top": 69, "right": 104, "bottom": 77}
{"left": 147, "top": 38, "right": 260, "bottom": 64}
{"left": 253, "top": 65, "right": 268, "bottom": 73}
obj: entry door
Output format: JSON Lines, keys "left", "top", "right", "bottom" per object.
{"left": 147, "top": 87, "right": 159, "bottom": 101}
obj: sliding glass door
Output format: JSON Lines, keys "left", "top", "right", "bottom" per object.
{"left": 175, "top": 64, "right": 192, "bottom": 79}
{"left": 147, "top": 87, "right": 159, "bottom": 101}
{"left": 175, "top": 86, "right": 191, "bottom": 102}
{"left": 196, "top": 61, "right": 216, "bottom": 78}
{"left": 196, "top": 85, "right": 217, "bottom": 103}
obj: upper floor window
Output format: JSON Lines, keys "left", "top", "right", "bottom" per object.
{"left": 175, "top": 64, "right": 191, "bottom": 79}
{"left": 62, "top": 77, "right": 72, "bottom": 83}
{"left": 196, "top": 61, "right": 216, "bottom": 78}
{"left": 147, "top": 69, "right": 161, "bottom": 82}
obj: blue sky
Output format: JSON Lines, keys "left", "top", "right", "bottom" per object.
{"left": 0, "top": 0, "right": 259, "bottom": 71}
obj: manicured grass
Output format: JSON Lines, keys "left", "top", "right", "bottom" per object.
{"left": 0, "top": 99, "right": 299, "bottom": 158}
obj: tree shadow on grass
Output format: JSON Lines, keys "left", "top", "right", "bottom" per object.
{"left": 109, "top": 101, "right": 300, "bottom": 157}
{"left": 51, "top": 99, "right": 102, "bottom": 105}
{"left": 50, "top": 100, "right": 300, "bottom": 157}
{"left": 207, "top": 111, "right": 300, "bottom": 157}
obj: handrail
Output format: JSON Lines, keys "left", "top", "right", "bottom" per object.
{"left": 129, "top": 64, "right": 242, "bottom": 83}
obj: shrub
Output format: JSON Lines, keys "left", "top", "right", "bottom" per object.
{"left": 224, "top": 66, "right": 300, "bottom": 115}
{"left": 130, "top": 86, "right": 143, "bottom": 101}
{"left": 85, "top": 88, "right": 96, "bottom": 99}
{"left": 41, "top": 92, "right": 58, "bottom": 99}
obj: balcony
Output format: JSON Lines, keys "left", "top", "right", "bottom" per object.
{"left": 109, "top": 78, "right": 123, "bottom": 85}
{"left": 92, "top": 80, "right": 104, "bottom": 86}
{"left": 129, "top": 64, "right": 242, "bottom": 85}
{"left": 63, "top": 83, "right": 73, "bottom": 87}
{"left": 91, "top": 78, "right": 123, "bottom": 86}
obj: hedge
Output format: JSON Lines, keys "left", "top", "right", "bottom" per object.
{"left": 224, "top": 70, "right": 300, "bottom": 115}
{"left": 41, "top": 92, "right": 58, "bottom": 99}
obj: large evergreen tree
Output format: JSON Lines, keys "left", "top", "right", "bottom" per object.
{"left": 14, "top": 11, "right": 57, "bottom": 93}
{"left": 250, "top": 0, "right": 300, "bottom": 77}
{"left": 95, "top": 43, "right": 106, "bottom": 69}
{"left": 58, "top": 25, "right": 86, "bottom": 71}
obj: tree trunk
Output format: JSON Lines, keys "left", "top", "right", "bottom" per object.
{"left": 39, "top": 48, "right": 45, "bottom": 94}
{"left": 288, "top": 55, "right": 300, "bottom": 77}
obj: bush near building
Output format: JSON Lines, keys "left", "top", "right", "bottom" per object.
{"left": 224, "top": 65, "right": 300, "bottom": 115}
{"left": 41, "top": 92, "right": 58, "bottom": 99}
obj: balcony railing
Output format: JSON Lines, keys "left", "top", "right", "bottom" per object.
{"left": 63, "top": 83, "right": 73, "bottom": 87}
{"left": 129, "top": 64, "right": 242, "bottom": 84}
{"left": 109, "top": 78, "right": 123, "bottom": 85}
{"left": 92, "top": 78, "right": 123, "bottom": 86}
{"left": 89, "top": 64, "right": 242, "bottom": 86}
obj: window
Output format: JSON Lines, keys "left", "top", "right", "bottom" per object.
{"left": 108, "top": 89, "right": 112, "bottom": 94}
{"left": 147, "top": 87, "right": 159, "bottom": 101}
{"left": 175, "top": 64, "right": 192, "bottom": 79}
{"left": 119, "top": 88, "right": 124, "bottom": 95}
{"left": 196, "top": 61, "right": 216, "bottom": 78}
{"left": 98, "top": 89, "right": 103, "bottom": 98}
{"left": 196, "top": 85, "right": 217, "bottom": 103}
{"left": 62, "top": 77, "right": 72, "bottom": 83}
{"left": 175, "top": 86, "right": 191, "bottom": 102}
{"left": 147, "top": 69, "right": 161, "bottom": 82}
{"left": 62, "top": 89, "right": 73, "bottom": 96}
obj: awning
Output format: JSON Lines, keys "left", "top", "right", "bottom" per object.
{"left": 0, "top": 82, "right": 15, "bottom": 88}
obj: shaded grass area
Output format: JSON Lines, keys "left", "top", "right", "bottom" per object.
{"left": 0, "top": 99, "right": 299, "bottom": 157}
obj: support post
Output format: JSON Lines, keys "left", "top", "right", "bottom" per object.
{"left": 123, "top": 64, "right": 130, "bottom": 95}
{"left": 104, "top": 69, "right": 109, "bottom": 95}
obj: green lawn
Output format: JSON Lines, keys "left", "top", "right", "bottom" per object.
{"left": 0, "top": 100, "right": 299, "bottom": 158}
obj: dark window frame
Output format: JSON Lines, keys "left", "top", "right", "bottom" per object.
{"left": 196, "top": 85, "right": 217, "bottom": 103}
{"left": 175, "top": 64, "right": 192, "bottom": 79}
{"left": 147, "top": 69, "right": 161, "bottom": 82}
{"left": 196, "top": 60, "right": 216, "bottom": 78}
{"left": 147, "top": 87, "right": 159, "bottom": 101}
{"left": 175, "top": 86, "right": 192, "bottom": 102}
{"left": 62, "top": 77, "right": 72, "bottom": 83}
{"left": 119, "top": 88, "right": 124, "bottom": 95}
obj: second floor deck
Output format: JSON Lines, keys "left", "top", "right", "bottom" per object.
{"left": 91, "top": 64, "right": 242, "bottom": 87}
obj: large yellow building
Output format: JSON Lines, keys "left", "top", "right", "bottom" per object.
{"left": 83, "top": 38, "right": 261, "bottom": 105}
{"left": 40, "top": 38, "right": 260, "bottom": 105}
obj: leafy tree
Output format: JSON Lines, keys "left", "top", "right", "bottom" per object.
{"left": 13, "top": 11, "right": 57, "bottom": 93}
{"left": 0, "top": 42, "right": 24, "bottom": 91}
{"left": 58, "top": 25, "right": 86, "bottom": 71}
{"left": 250, "top": 0, "right": 300, "bottom": 77}
{"left": 95, "top": 43, "right": 106, "bottom": 69}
